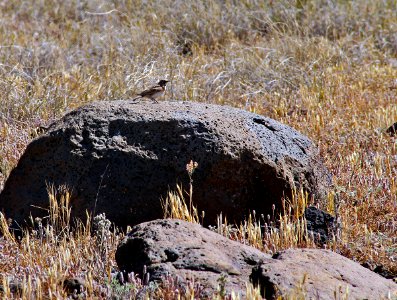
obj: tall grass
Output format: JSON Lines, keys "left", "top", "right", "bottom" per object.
{"left": 0, "top": 186, "right": 123, "bottom": 298}
{"left": 0, "top": 0, "right": 397, "bottom": 298}
{"left": 161, "top": 184, "right": 200, "bottom": 224}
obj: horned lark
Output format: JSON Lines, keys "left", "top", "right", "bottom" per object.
{"left": 132, "top": 80, "right": 169, "bottom": 103}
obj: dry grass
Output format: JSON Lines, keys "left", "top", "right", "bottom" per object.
{"left": 161, "top": 184, "right": 201, "bottom": 224}
{"left": 212, "top": 188, "right": 316, "bottom": 254}
{"left": 161, "top": 160, "right": 202, "bottom": 224}
{"left": 0, "top": 0, "right": 397, "bottom": 298}
{"left": 0, "top": 186, "right": 121, "bottom": 298}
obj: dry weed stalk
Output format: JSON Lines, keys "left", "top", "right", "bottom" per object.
{"left": 161, "top": 160, "right": 201, "bottom": 224}
{"left": 161, "top": 184, "right": 200, "bottom": 224}
{"left": 47, "top": 184, "right": 72, "bottom": 236}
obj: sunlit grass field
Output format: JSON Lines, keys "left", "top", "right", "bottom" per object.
{"left": 0, "top": 0, "right": 396, "bottom": 298}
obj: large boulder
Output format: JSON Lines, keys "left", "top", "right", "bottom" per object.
{"left": 0, "top": 100, "right": 331, "bottom": 228}
{"left": 115, "top": 219, "right": 271, "bottom": 298}
{"left": 251, "top": 248, "right": 397, "bottom": 299}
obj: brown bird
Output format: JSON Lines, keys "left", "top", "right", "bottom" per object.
{"left": 132, "top": 80, "right": 169, "bottom": 103}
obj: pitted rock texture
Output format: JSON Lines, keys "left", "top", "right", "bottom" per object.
{"left": 115, "top": 219, "right": 271, "bottom": 298}
{"left": 0, "top": 100, "right": 331, "bottom": 229}
{"left": 304, "top": 206, "right": 336, "bottom": 245}
{"left": 116, "top": 220, "right": 397, "bottom": 299}
{"left": 251, "top": 248, "right": 397, "bottom": 299}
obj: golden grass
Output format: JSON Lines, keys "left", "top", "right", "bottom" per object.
{"left": 0, "top": 0, "right": 397, "bottom": 298}
{"left": 0, "top": 186, "right": 125, "bottom": 298}
{"left": 161, "top": 184, "right": 200, "bottom": 224}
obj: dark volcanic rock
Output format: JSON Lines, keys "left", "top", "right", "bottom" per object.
{"left": 115, "top": 219, "right": 270, "bottom": 297}
{"left": 0, "top": 280, "right": 23, "bottom": 296}
{"left": 251, "top": 248, "right": 397, "bottom": 299}
{"left": 361, "top": 261, "right": 397, "bottom": 280}
{"left": 0, "top": 100, "right": 331, "bottom": 229}
{"left": 386, "top": 122, "right": 397, "bottom": 136}
{"left": 62, "top": 278, "right": 85, "bottom": 298}
{"left": 304, "top": 206, "right": 336, "bottom": 244}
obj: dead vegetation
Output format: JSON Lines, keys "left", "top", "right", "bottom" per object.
{"left": 0, "top": 0, "right": 396, "bottom": 298}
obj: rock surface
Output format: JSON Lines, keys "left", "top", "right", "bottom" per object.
{"left": 304, "top": 206, "right": 336, "bottom": 245}
{"left": 116, "top": 219, "right": 271, "bottom": 298}
{"left": 386, "top": 122, "right": 397, "bottom": 136}
{"left": 0, "top": 100, "right": 331, "bottom": 229}
{"left": 251, "top": 248, "right": 397, "bottom": 299}
{"left": 0, "top": 280, "right": 23, "bottom": 296}
{"left": 62, "top": 278, "right": 85, "bottom": 298}
{"left": 116, "top": 219, "right": 397, "bottom": 299}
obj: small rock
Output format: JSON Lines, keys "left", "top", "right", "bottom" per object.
{"left": 0, "top": 280, "right": 23, "bottom": 296}
{"left": 62, "top": 278, "right": 85, "bottom": 297}
{"left": 386, "top": 122, "right": 397, "bottom": 136}
{"left": 304, "top": 206, "right": 336, "bottom": 244}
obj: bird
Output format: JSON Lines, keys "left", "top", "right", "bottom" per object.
{"left": 132, "top": 80, "right": 169, "bottom": 103}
